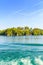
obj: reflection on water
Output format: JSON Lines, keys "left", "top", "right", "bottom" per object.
{"left": 0, "top": 36, "right": 43, "bottom": 43}
{"left": 0, "top": 36, "right": 43, "bottom": 65}
{"left": 0, "top": 36, "right": 43, "bottom": 51}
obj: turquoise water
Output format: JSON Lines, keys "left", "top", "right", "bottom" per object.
{"left": 0, "top": 36, "right": 43, "bottom": 65}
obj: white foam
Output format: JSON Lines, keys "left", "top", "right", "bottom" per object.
{"left": 21, "top": 57, "right": 32, "bottom": 65}
{"left": 1, "top": 57, "right": 43, "bottom": 65}
{"left": 0, "top": 58, "right": 33, "bottom": 65}
{"left": 35, "top": 57, "right": 43, "bottom": 65}
{"left": 0, "top": 60, "right": 18, "bottom": 65}
{"left": 11, "top": 60, "right": 17, "bottom": 65}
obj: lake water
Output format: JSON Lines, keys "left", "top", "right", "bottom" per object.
{"left": 0, "top": 36, "right": 43, "bottom": 65}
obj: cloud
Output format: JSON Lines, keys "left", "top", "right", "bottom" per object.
{"left": 32, "top": 0, "right": 43, "bottom": 7}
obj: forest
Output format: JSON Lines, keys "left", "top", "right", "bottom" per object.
{"left": 0, "top": 27, "right": 43, "bottom": 36}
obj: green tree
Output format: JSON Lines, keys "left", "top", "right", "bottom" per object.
{"left": 12, "top": 28, "right": 17, "bottom": 36}
{"left": 24, "top": 27, "right": 30, "bottom": 35}
{"left": 5, "top": 28, "right": 13, "bottom": 36}
{"left": 41, "top": 30, "right": 43, "bottom": 35}
{"left": 16, "top": 28, "right": 23, "bottom": 36}
{"left": 32, "top": 28, "right": 41, "bottom": 35}
{"left": 0, "top": 27, "right": 43, "bottom": 36}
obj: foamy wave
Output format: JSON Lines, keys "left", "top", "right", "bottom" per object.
{"left": 21, "top": 57, "right": 32, "bottom": 65}
{"left": 35, "top": 56, "right": 43, "bottom": 65}
{"left": 0, "top": 57, "right": 32, "bottom": 65}
{"left": 0, "top": 56, "right": 43, "bottom": 65}
{"left": 0, "top": 60, "right": 17, "bottom": 65}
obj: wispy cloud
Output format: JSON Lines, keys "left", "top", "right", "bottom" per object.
{"left": 14, "top": 9, "right": 43, "bottom": 18}
{"left": 14, "top": 0, "right": 43, "bottom": 16}
{"left": 7, "top": 0, "right": 43, "bottom": 18}
{"left": 14, "top": 9, "right": 24, "bottom": 14}
{"left": 32, "top": 0, "right": 43, "bottom": 7}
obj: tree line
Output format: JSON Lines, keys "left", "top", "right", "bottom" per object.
{"left": 0, "top": 27, "right": 43, "bottom": 36}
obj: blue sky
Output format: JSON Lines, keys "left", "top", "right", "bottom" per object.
{"left": 0, "top": 0, "right": 43, "bottom": 29}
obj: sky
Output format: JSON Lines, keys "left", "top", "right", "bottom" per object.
{"left": 0, "top": 0, "right": 43, "bottom": 29}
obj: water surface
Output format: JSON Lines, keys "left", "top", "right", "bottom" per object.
{"left": 0, "top": 36, "right": 43, "bottom": 65}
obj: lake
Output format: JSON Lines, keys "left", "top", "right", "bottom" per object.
{"left": 0, "top": 36, "right": 43, "bottom": 65}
